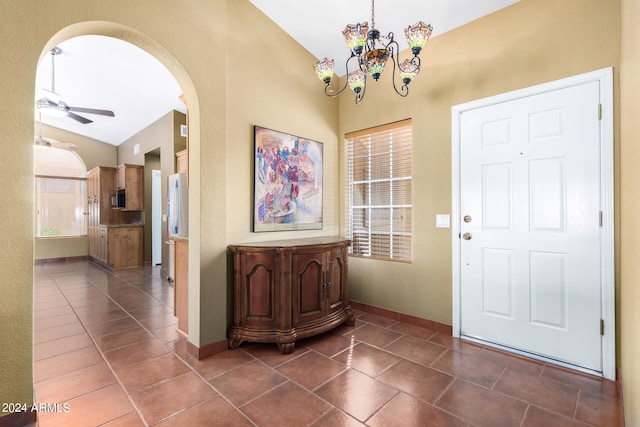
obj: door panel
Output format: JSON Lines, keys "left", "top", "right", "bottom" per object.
{"left": 292, "top": 253, "right": 323, "bottom": 324}
{"left": 460, "top": 81, "right": 602, "bottom": 372}
{"left": 482, "top": 248, "right": 514, "bottom": 319}
{"left": 529, "top": 251, "right": 567, "bottom": 329}
{"left": 327, "top": 248, "right": 345, "bottom": 312}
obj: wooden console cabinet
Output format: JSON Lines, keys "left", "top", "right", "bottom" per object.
{"left": 228, "top": 237, "right": 354, "bottom": 353}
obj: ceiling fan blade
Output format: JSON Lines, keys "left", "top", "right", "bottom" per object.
{"left": 68, "top": 106, "right": 115, "bottom": 117}
{"left": 67, "top": 111, "right": 93, "bottom": 124}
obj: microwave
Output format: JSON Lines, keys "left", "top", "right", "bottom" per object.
{"left": 111, "top": 191, "right": 126, "bottom": 209}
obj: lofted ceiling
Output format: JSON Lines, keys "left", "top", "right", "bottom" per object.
{"left": 35, "top": 0, "right": 519, "bottom": 146}
{"left": 35, "top": 35, "right": 186, "bottom": 147}
{"left": 249, "top": 0, "right": 519, "bottom": 76}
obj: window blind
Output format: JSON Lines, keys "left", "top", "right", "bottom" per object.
{"left": 35, "top": 177, "right": 87, "bottom": 237}
{"left": 346, "top": 119, "right": 412, "bottom": 261}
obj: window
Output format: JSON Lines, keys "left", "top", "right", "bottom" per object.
{"left": 35, "top": 147, "right": 87, "bottom": 237}
{"left": 346, "top": 119, "right": 412, "bottom": 262}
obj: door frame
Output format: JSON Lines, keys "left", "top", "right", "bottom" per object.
{"left": 451, "top": 68, "right": 615, "bottom": 379}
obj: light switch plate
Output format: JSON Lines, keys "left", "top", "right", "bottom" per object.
{"left": 436, "top": 214, "right": 451, "bottom": 228}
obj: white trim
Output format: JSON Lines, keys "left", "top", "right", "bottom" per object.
{"left": 451, "top": 68, "right": 615, "bottom": 380}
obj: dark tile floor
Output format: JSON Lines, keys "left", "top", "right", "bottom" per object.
{"left": 33, "top": 259, "right": 624, "bottom": 426}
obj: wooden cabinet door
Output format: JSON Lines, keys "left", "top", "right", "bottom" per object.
{"left": 238, "top": 251, "right": 278, "bottom": 329}
{"left": 176, "top": 149, "right": 188, "bottom": 174}
{"left": 326, "top": 247, "right": 347, "bottom": 315}
{"left": 116, "top": 165, "right": 126, "bottom": 190}
{"left": 114, "top": 164, "right": 143, "bottom": 211}
{"left": 108, "top": 227, "right": 142, "bottom": 269}
{"left": 98, "top": 167, "right": 116, "bottom": 224}
{"left": 98, "top": 227, "right": 108, "bottom": 264}
{"left": 174, "top": 240, "right": 188, "bottom": 334}
{"left": 292, "top": 250, "right": 325, "bottom": 326}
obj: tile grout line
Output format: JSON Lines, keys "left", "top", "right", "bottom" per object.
{"left": 35, "top": 263, "right": 149, "bottom": 427}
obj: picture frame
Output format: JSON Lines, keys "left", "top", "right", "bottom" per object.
{"left": 253, "top": 125, "right": 323, "bottom": 232}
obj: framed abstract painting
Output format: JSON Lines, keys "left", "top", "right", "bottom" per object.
{"left": 253, "top": 125, "right": 323, "bottom": 232}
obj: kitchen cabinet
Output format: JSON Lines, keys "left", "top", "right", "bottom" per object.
{"left": 87, "top": 166, "right": 116, "bottom": 261}
{"left": 97, "top": 225, "right": 108, "bottom": 265}
{"left": 228, "top": 237, "right": 354, "bottom": 354}
{"left": 108, "top": 226, "right": 143, "bottom": 269}
{"left": 87, "top": 165, "right": 143, "bottom": 269}
{"left": 174, "top": 239, "right": 188, "bottom": 335}
{"left": 178, "top": 93, "right": 189, "bottom": 184}
{"left": 87, "top": 166, "right": 116, "bottom": 229}
{"left": 176, "top": 149, "right": 187, "bottom": 174}
{"left": 92, "top": 225, "right": 143, "bottom": 269}
{"left": 115, "top": 164, "right": 143, "bottom": 211}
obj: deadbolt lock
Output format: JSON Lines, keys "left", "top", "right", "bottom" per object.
{"left": 463, "top": 215, "right": 472, "bottom": 223}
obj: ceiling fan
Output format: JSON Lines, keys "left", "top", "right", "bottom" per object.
{"left": 36, "top": 47, "right": 115, "bottom": 124}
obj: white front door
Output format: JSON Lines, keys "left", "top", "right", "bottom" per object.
{"left": 453, "top": 69, "right": 614, "bottom": 377}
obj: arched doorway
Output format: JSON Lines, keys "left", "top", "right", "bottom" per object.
{"left": 33, "top": 22, "right": 200, "bottom": 342}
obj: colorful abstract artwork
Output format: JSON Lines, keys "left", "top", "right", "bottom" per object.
{"left": 253, "top": 126, "right": 323, "bottom": 232}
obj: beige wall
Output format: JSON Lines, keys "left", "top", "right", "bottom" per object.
{"left": 225, "top": 0, "right": 339, "bottom": 244}
{"left": 38, "top": 123, "right": 118, "bottom": 171}
{"left": 117, "top": 110, "right": 186, "bottom": 266}
{"left": 620, "top": 0, "right": 640, "bottom": 421}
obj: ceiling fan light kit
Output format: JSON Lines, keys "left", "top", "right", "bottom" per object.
{"left": 314, "top": 0, "right": 432, "bottom": 104}
{"left": 34, "top": 109, "right": 78, "bottom": 151}
{"left": 35, "top": 47, "right": 115, "bottom": 124}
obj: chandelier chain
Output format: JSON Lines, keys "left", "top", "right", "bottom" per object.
{"left": 371, "top": 0, "right": 375, "bottom": 29}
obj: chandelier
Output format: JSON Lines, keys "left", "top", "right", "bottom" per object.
{"left": 314, "top": 0, "right": 432, "bottom": 104}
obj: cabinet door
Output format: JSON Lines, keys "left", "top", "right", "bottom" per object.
{"left": 98, "top": 228, "right": 108, "bottom": 264}
{"left": 174, "top": 240, "right": 188, "bottom": 334}
{"left": 109, "top": 227, "right": 142, "bottom": 269}
{"left": 292, "top": 251, "right": 325, "bottom": 325}
{"left": 87, "top": 172, "right": 97, "bottom": 227}
{"left": 115, "top": 165, "right": 143, "bottom": 211}
{"left": 240, "top": 252, "right": 278, "bottom": 329}
{"left": 116, "top": 166, "right": 125, "bottom": 190}
{"left": 87, "top": 227, "right": 95, "bottom": 258}
{"left": 326, "top": 247, "right": 347, "bottom": 315}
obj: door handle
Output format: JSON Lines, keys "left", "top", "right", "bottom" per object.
{"left": 462, "top": 232, "right": 472, "bottom": 240}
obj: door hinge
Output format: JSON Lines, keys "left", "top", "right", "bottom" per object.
{"left": 599, "top": 211, "right": 603, "bottom": 227}
{"left": 600, "top": 319, "right": 605, "bottom": 336}
{"left": 598, "top": 103, "right": 602, "bottom": 120}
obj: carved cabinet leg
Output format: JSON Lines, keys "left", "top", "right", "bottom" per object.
{"left": 277, "top": 342, "right": 295, "bottom": 354}
{"left": 228, "top": 338, "right": 242, "bottom": 349}
{"left": 344, "top": 308, "right": 356, "bottom": 326}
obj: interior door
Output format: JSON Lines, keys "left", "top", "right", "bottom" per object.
{"left": 459, "top": 81, "right": 603, "bottom": 372}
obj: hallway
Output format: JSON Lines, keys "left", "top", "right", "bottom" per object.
{"left": 32, "top": 259, "right": 623, "bottom": 426}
